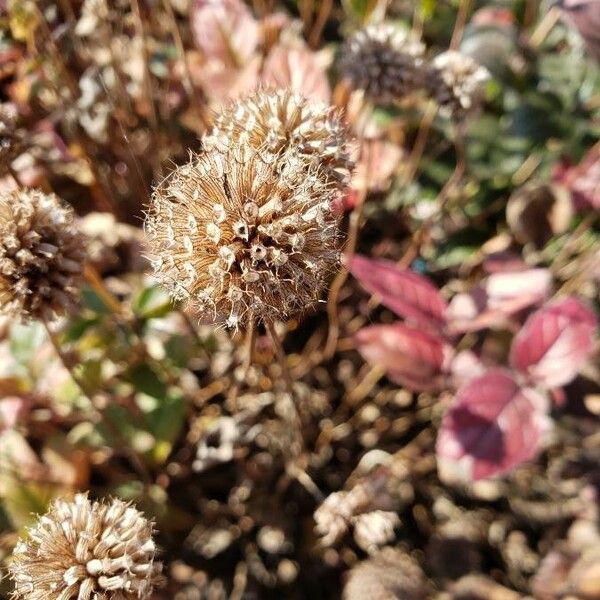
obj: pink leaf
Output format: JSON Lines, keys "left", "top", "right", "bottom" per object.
{"left": 553, "top": 146, "right": 600, "bottom": 210}
{"left": 348, "top": 255, "right": 448, "bottom": 329}
{"left": 510, "top": 296, "right": 598, "bottom": 389}
{"left": 261, "top": 44, "right": 331, "bottom": 102}
{"left": 352, "top": 138, "right": 403, "bottom": 192}
{"left": 446, "top": 269, "right": 551, "bottom": 334}
{"left": 354, "top": 323, "right": 450, "bottom": 391}
{"left": 436, "top": 369, "right": 550, "bottom": 481}
{"left": 191, "top": 0, "right": 259, "bottom": 66}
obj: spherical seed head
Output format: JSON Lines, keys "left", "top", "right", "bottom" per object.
{"left": 146, "top": 150, "right": 342, "bottom": 328}
{"left": 9, "top": 493, "right": 163, "bottom": 600}
{"left": 146, "top": 91, "right": 353, "bottom": 329}
{"left": 0, "top": 189, "right": 87, "bottom": 322}
{"left": 0, "top": 103, "right": 23, "bottom": 175}
{"left": 204, "top": 89, "right": 354, "bottom": 187}
{"left": 339, "top": 24, "right": 426, "bottom": 104}
{"left": 427, "top": 50, "right": 490, "bottom": 118}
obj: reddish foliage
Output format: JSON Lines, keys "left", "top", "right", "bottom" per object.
{"left": 510, "top": 296, "right": 598, "bottom": 389}
{"left": 354, "top": 323, "right": 450, "bottom": 391}
{"left": 436, "top": 370, "right": 550, "bottom": 481}
{"left": 348, "top": 255, "right": 448, "bottom": 330}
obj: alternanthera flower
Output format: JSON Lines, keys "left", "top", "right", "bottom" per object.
{"left": 0, "top": 189, "right": 87, "bottom": 321}
{"left": 426, "top": 50, "right": 490, "bottom": 118}
{"left": 9, "top": 494, "right": 162, "bottom": 600}
{"left": 339, "top": 24, "right": 426, "bottom": 104}
{"left": 145, "top": 90, "right": 354, "bottom": 328}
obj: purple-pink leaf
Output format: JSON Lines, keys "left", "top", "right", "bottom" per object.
{"left": 450, "top": 350, "right": 487, "bottom": 388}
{"left": 510, "top": 296, "right": 598, "bottom": 389}
{"left": 436, "top": 369, "right": 550, "bottom": 481}
{"left": 261, "top": 44, "right": 331, "bottom": 102}
{"left": 348, "top": 255, "right": 448, "bottom": 329}
{"left": 445, "top": 268, "right": 552, "bottom": 334}
{"left": 191, "top": 0, "right": 259, "bottom": 65}
{"left": 354, "top": 323, "right": 450, "bottom": 391}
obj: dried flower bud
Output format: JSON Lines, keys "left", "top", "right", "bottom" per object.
{"left": 339, "top": 24, "right": 426, "bottom": 104}
{"left": 0, "top": 103, "right": 23, "bottom": 175}
{"left": 426, "top": 50, "right": 490, "bottom": 118}
{"left": 343, "top": 547, "right": 429, "bottom": 600}
{"left": 205, "top": 89, "right": 354, "bottom": 186}
{"left": 0, "top": 189, "right": 87, "bottom": 322}
{"left": 146, "top": 91, "right": 353, "bottom": 328}
{"left": 9, "top": 493, "right": 163, "bottom": 600}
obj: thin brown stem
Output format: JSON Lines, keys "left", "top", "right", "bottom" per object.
{"left": 241, "top": 314, "right": 256, "bottom": 380}
{"left": 162, "top": 0, "right": 210, "bottom": 129}
{"left": 323, "top": 119, "right": 373, "bottom": 359}
{"left": 308, "top": 0, "right": 333, "bottom": 49}
{"left": 449, "top": 0, "right": 472, "bottom": 50}
{"left": 266, "top": 320, "right": 307, "bottom": 432}
{"left": 402, "top": 99, "right": 438, "bottom": 185}
{"left": 83, "top": 263, "right": 123, "bottom": 314}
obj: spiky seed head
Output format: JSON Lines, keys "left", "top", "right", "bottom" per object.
{"left": 0, "top": 103, "right": 23, "bottom": 175}
{"left": 145, "top": 91, "right": 354, "bottom": 328}
{"left": 9, "top": 493, "right": 163, "bottom": 600}
{"left": 426, "top": 50, "right": 490, "bottom": 118}
{"left": 339, "top": 24, "right": 426, "bottom": 104}
{"left": 0, "top": 189, "right": 87, "bottom": 322}
{"left": 203, "top": 89, "right": 354, "bottom": 187}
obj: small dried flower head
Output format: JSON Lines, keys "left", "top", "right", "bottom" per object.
{"left": 343, "top": 547, "right": 429, "bottom": 600}
{"left": 0, "top": 102, "right": 23, "bottom": 174}
{"left": 9, "top": 493, "right": 162, "bottom": 600}
{"left": 339, "top": 24, "right": 426, "bottom": 104}
{"left": 426, "top": 50, "right": 490, "bottom": 118}
{"left": 204, "top": 89, "right": 353, "bottom": 186}
{"left": 146, "top": 90, "right": 353, "bottom": 328}
{"left": 0, "top": 189, "right": 87, "bottom": 321}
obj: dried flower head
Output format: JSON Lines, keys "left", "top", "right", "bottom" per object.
{"left": 9, "top": 493, "right": 162, "bottom": 600}
{"left": 426, "top": 50, "right": 490, "bottom": 118}
{"left": 343, "top": 547, "right": 429, "bottom": 600}
{"left": 339, "top": 24, "right": 426, "bottom": 104}
{"left": 0, "top": 189, "right": 87, "bottom": 321}
{"left": 205, "top": 89, "right": 353, "bottom": 186}
{"left": 0, "top": 103, "right": 23, "bottom": 174}
{"left": 145, "top": 90, "right": 353, "bottom": 328}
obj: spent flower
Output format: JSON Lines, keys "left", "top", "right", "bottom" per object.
{"left": 9, "top": 493, "right": 163, "bottom": 600}
{"left": 145, "top": 90, "right": 353, "bottom": 328}
{"left": 0, "top": 188, "right": 87, "bottom": 321}
{"left": 426, "top": 50, "right": 490, "bottom": 118}
{"left": 339, "top": 24, "right": 426, "bottom": 104}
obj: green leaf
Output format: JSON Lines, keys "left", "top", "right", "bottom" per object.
{"left": 132, "top": 285, "right": 173, "bottom": 319}
{"left": 141, "top": 389, "right": 185, "bottom": 463}
{"left": 127, "top": 364, "right": 167, "bottom": 400}
{"left": 81, "top": 287, "right": 111, "bottom": 315}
